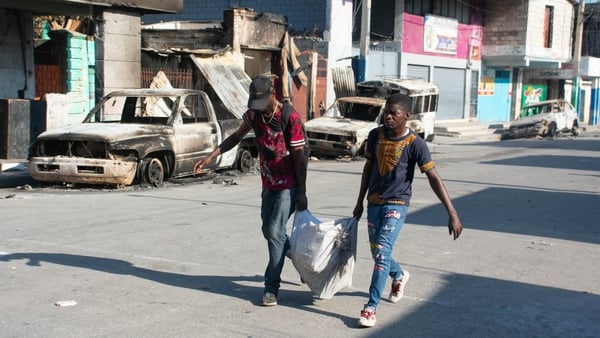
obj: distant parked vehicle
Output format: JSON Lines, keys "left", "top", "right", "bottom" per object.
{"left": 304, "top": 78, "right": 439, "bottom": 158}
{"left": 29, "top": 89, "right": 257, "bottom": 187}
{"left": 503, "top": 99, "right": 580, "bottom": 139}
{"left": 304, "top": 96, "right": 385, "bottom": 157}
{"left": 356, "top": 78, "right": 438, "bottom": 142}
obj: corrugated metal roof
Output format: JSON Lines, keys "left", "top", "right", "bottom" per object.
{"left": 191, "top": 52, "right": 251, "bottom": 119}
{"left": 332, "top": 66, "right": 356, "bottom": 99}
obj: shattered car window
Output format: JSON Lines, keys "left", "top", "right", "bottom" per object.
{"left": 342, "top": 103, "right": 382, "bottom": 122}
{"left": 96, "top": 96, "right": 128, "bottom": 122}
{"left": 181, "top": 94, "right": 210, "bottom": 123}
{"left": 521, "top": 103, "right": 552, "bottom": 118}
{"left": 144, "top": 95, "right": 174, "bottom": 117}
{"left": 88, "top": 95, "right": 177, "bottom": 125}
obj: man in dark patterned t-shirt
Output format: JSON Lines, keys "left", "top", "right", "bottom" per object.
{"left": 353, "top": 93, "right": 463, "bottom": 328}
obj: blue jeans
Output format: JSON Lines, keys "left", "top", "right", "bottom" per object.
{"left": 365, "top": 203, "right": 408, "bottom": 309}
{"left": 261, "top": 188, "right": 296, "bottom": 295}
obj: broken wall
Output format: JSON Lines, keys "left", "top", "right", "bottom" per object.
{"left": 142, "top": 21, "right": 225, "bottom": 50}
{"left": 0, "top": 10, "right": 35, "bottom": 99}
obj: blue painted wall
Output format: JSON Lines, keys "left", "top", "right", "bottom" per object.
{"left": 477, "top": 69, "right": 512, "bottom": 122}
{"left": 591, "top": 86, "right": 599, "bottom": 125}
{"left": 142, "top": 0, "right": 329, "bottom": 36}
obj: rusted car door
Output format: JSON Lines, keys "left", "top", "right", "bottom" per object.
{"left": 550, "top": 101, "right": 568, "bottom": 130}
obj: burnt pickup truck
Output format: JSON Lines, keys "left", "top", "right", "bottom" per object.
{"left": 29, "top": 88, "right": 256, "bottom": 187}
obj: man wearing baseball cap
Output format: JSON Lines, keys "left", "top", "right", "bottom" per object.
{"left": 195, "top": 75, "right": 308, "bottom": 306}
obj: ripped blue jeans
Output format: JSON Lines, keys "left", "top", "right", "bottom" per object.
{"left": 365, "top": 203, "right": 408, "bottom": 310}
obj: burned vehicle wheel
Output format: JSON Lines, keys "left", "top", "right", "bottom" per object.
{"left": 349, "top": 145, "right": 358, "bottom": 157}
{"left": 141, "top": 157, "right": 165, "bottom": 187}
{"left": 546, "top": 122, "right": 557, "bottom": 138}
{"left": 236, "top": 149, "right": 254, "bottom": 173}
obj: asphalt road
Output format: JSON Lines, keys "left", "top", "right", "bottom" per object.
{"left": 1, "top": 134, "right": 599, "bottom": 337}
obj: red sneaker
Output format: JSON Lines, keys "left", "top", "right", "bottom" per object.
{"left": 358, "top": 308, "right": 376, "bottom": 327}
{"left": 389, "top": 270, "right": 410, "bottom": 303}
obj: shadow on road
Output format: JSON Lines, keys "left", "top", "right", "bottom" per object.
{"left": 482, "top": 154, "right": 600, "bottom": 172}
{"left": 415, "top": 136, "right": 600, "bottom": 244}
{"left": 409, "top": 186, "right": 600, "bottom": 245}
{"left": 0, "top": 252, "right": 364, "bottom": 328}
{"left": 1, "top": 252, "right": 597, "bottom": 336}
{"left": 369, "top": 267, "right": 599, "bottom": 337}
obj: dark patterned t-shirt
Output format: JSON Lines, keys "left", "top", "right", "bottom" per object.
{"left": 364, "top": 127, "right": 435, "bottom": 206}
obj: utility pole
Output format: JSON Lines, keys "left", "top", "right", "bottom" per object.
{"left": 571, "top": 0, "right": 585, "bottom": 116}
{"left": 355, "top": 0, "right": 371, "bottom": 83}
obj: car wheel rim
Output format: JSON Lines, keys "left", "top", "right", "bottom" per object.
{"left": 238, "top": 150, "right": 253, "bottom": 173}
{"left": 146, "top": 158, "right": 164, "bottom": 187}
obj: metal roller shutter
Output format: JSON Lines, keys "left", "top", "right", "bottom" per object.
{"left": 407, "top": 64, "right": 430, "bottom": 81}
{"left": 433, "top": 67, "right": 465, "bottom": 120}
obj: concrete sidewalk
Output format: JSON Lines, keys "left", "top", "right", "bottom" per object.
{"left": 435, "top": 119, "right": 600, "bottom": 142}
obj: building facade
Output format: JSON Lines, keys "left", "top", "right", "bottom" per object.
{"left": 145, "top": 1, "right": 579, "bottom": 124}
{"left": 479, "top": 0, "right": 575, "bottom": 122}
{"left": 0, "top": 0, "right": 182, "bottom": 159}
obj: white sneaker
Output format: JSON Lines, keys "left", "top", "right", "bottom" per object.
{"left": 358, "top": 308, "right": 376, "bottom": 327}
{"left": 389, "top": 270, "right": 410, "bottom": 303}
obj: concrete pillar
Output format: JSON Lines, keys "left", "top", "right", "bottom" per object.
{"left": 356, "top": 0, "right": 371, "bottom": 83}
{"left": 325, "top": 0, "right": 353, "bottom": 106}
{"left": 95, "top": 9, "right": 141, "bottom": 98}
{"left": 591, "top": 78, "right": 599, "bottom": 126}
{"left": 512, "top": 68, "right": 523, "bottom": 120}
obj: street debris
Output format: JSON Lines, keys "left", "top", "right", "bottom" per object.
{"left": 54, "top": 300, "right": 77, "bottom": 307}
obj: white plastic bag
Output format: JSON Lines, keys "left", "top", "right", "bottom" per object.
{"left": 290, "top": 210, "right": 358, "bottom": 299}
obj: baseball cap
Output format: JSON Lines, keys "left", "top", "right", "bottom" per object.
{"left": 248, "top": 75, "right": 274, "bottom": 110}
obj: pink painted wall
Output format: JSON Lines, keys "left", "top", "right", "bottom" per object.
{"left": 402, "top": 13, "right": 483, "bottom": 60}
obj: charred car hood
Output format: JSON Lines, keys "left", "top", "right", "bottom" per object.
{"left": 509, "top": 114, "right": 549, "bottom": 128}
{"left": 36, "top": 123, "right": 168, "bottom": 142}
{"left": 305, "top": 117, "right": 377, "bottom": 134}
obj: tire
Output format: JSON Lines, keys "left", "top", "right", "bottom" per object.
{"left": 355, "top": 140, "right": 367, "bottom": 157}
{"left": 546, "top": 122, "right": 557, "bottom": 138}
{"left": 572, "top": 124, "right": 580, "bottom": 136}
{"left": 349, "top": 145, "right": 358, "bottom": 157}
{"left": 141, "top": 157, "right": 164, "bottom": 187}
{"left": 236, "top": 149, "right": 254, "bottom": 173}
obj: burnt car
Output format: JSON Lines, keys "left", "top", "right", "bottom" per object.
{"left": 29, "top": 89, "right": 256, "bottom": 187}
{"left": 304, "top": 95, "right": 432, "bottom": 158}
{"left": 504, "top": 99, "right": 580, "bottom": 139}
{"left": 304, "top": 96, "right": 384, "bottom": 157}
{"left": 356, "top": 78, "right": 438, "bottom": 142}
{"left": 305, "top": 78, "right": 438, "bottom": 158}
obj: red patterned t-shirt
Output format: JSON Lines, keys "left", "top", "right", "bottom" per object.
{"left": 243, "top": 106, "right": 305, "bottom": 190}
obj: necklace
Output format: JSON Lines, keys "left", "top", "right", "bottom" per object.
{"left": 261, "top": 111, "right": 275, "bottom": 124}
{"left": 261, "top": 103, "right": 280, "bottom": 125}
